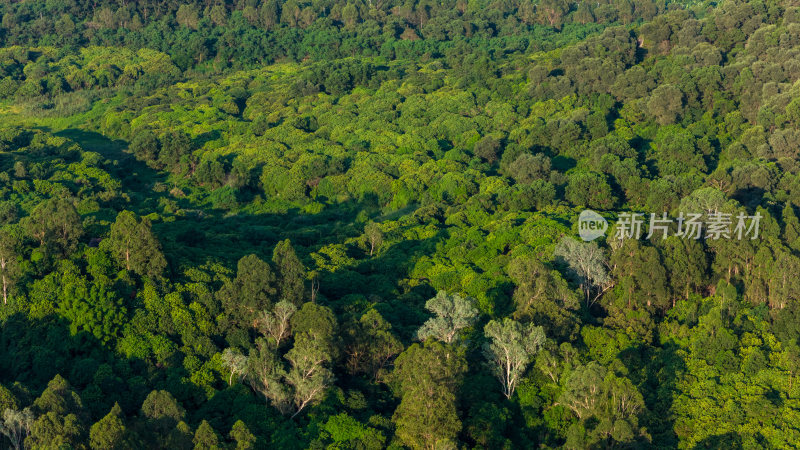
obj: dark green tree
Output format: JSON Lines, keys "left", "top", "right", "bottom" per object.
{"left": 130, "top": 130, "right": 160, "bottom": 164}
{"left": 390, "top": 341, "right": 467, "bottom": 450}
{"left": 193, "top": 420, "right": 220, "bottom": 450}
{"left": 25, "top": 198, "right": 83, "bottom": 255}
{"left": 508, "top": 257, "right": 579, "bottom": 340}
{"left": 229, "top": 420, "right": 256, "bottom": 450}
{"left": 0, "top": 227, "right": 20, "bottom": 304}
{"left": 27, "top": 375, "right": 87, "bottom": 449}
{"left": 103, "top": 210, "right": 167, "bottom": 279}
{"left": 783, "top": 203, "right": 800, "bottom": 252}
{"left": 158, "top": 131, "right": 193, "bottom": 171}
{"left": 565, "top": 171, "right": 616, "bottom": 210}
{"left": 220, "top": 254, "right": 277, "bottom": 329}
{"left": 272, "top": 239, "right": 305, "bottom": 305}
{"left": 140, "top": 390, "right": 186, "bottom": 444}
{"left": 344, "top": 309, "right": 403, "bottom": 381}
{"left": 89, "top": 403, "right": 126, "bottom": 450}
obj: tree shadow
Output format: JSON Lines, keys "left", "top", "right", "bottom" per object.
{"left": 731, "top": 187, "right": 766, "bottom": 210}
{"left": 52, "top": 128, "right": 128, "bottom": 160}
{"left": 38, "top": 126, "right": 173, "bottom": 204}
{"left": 694, "top": 431, "right": 743, "bottom": 449}
{"left": 37, "top": 127, "right": 446, "bottom": 327}
{"left": 618, "top": 339, "right": 685, "bottom": 447}
{"left": 194, "top": 130, "right": 222, "bottom": 149}
{"left": 0, "top": 310, "right": 283, "bottom": 447}
{"left": 0, "top": 125, "right": 466, "bottom": 447}
{"left": 0, "top": 312, "right": 155, "bottom": 417}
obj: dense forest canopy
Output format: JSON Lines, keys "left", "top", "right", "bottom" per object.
{"left": 0, "top": 0, "right": 800, "bottom": 448}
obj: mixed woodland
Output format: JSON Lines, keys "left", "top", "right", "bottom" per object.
{"left": 0, "top": 0, "right": 799, "bottom": 448}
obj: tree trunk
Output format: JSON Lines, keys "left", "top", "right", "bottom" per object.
{"left": 1, "top": 257, "right": 7, "bottom": 305}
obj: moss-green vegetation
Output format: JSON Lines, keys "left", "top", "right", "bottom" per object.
{"left": 0, "top": 0, "right": 798, "bottom": 449}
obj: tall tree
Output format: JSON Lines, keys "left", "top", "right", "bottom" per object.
{"left": 285, "top": 333, "right": 334, "bottom": 418}
{"left": 565, "top": 172, "right": 616, "bottom": 209}
{"left": 140, "top": 390, "right": 186, "bottom": 445}
{"left": 611, "top": 240, "right": 670, "bottom": 310}
{"left": 103, "top": 210, "right": 167, "bottom": 279}
{"left": 558, "top": 362, "right": 647, "bottom": 447}
{"left": 220, "top": 254, "right": 277, "bottom": 329}
{"left": 344, "top": 309, "right": 403, "bottom": 380}
{"left": 554, "top": 237, "right": 613, "bottom": 306}
{"left": 284, "top": 302, "right": 338, "bottom": 417}
{"left": 0, "top": 408, "right": 33, "bottom": 450}
{"left": 390, "top": 342, "right": 467, "bottom": 450}
{"left": 783, "top": 203, "right": 800, "bottom": 252}
{"left": 258, "top": 300, "right": 297, "bottom": 348}
{"left": 647, "top": 84, "right": 684, "bottom": 125}
{"left": 537, "top": 0, "right": 568, "bottom": 28}
{"left": 176, "top": 4, "right": 200, "bottom": 29}
{"left": 129, "top": 129, "right": 160, "bottom": 164}
{"left": 26, "top": 198, "right": 82, "bottom": 255}
{"left": 27, "top": 375, "right": 87, "bottom": 449}
{"left": 244, "top": 338, "right": 291, "bottom": 415}
{"left": 158, "top": 131, "right": 192, "bottom": 171}
{"left": 272, "top": 240, "right": 305, "bottom": 305}
{"left": 363, "top": 222, "right": 384, "bottom": 256}
{"left": 0, "top": 227, "right": 20, "bottom": 304}
{"left": 483, "top": 318, "right": 546, "bottom": 398}
{"left": 221, "top": 348, "right": 248, "bottom": 385}
{"left": 291, "top": 302, "right": 338, "bottom": 354}
{"left": 416, "top": 291, "right": 479, "bottom": 344}
{"left": 193, "top": 420, "right": 220, "bottom": 450}
{"left": 89, "top": 403, "right": 126, "bottom": 450}
{"left": 229, "top": 421, "right": 256, "bottom": 450}
{"left": 508, "top": 257, "right": 579, "bottom": 340}
{"left": 659, "top": 236, "right": 708, "bottom": 304}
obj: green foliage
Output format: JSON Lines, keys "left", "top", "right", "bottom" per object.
{"left": 344, "top": 309, "right": 403, "bottom": 381}
{"left": 103, "top": 210, "right": 166, "bottom": 279}
{"left": 89, "top": 403, "right": 125, "bottom": 450}
{"left": 416, "top": 291, "right": 479, "bottom": 344}
{"left": 554, "top": 237, "right": 611, "bottom": 306}
{"left": 484, "top": 318, "right": 546, "bottom": 398}
{"left": 140, "top": 390, "right": 186, "bottom": 443}
{"left": 0, "top": 1, "right": 799, "bottom": 448}
{"left": 243, "top": 339, "right": 291, "bottom": 415}
{"left": 0, "top": 408, "right": 34, "bottom": 450}
{"left": 24, "top": 197, "right": 83, "bottom": 256}
{"left": 390, "top": 341, "right": 467, "bottom": 450}
{"left": 228, "top": 420, "right": 256, "bottom": 450}
{"left": 565, "top": 171, "right": 616, "bottom": 210}
{"left": 508, "top": 257, "right": 579, "bottom": 340}
{"left": 193, "top": 420, "right": 221, "bottom": 450}
{"left": 219, "top": 254, "right": 277, "bottom": 330}
{"left": 272, "top": 240, "right": 305, "bottom": 305}
{"left": 558, "top": 362, "right": 649, "bottom": 446}
{"left": 320, "top": 413, "right": 385, "bottom": 450}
